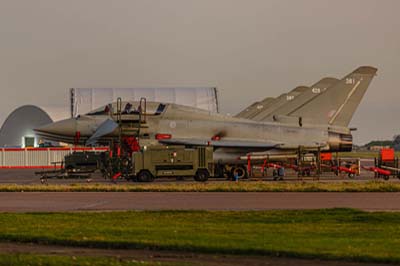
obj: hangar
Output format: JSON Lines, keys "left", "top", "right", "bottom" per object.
{"left": 0, "top": 87, "right": 219, "bottom": 148}
{"left": 0, "top": 105, "right": 69, "bottom": 148}
{"left": 0, "top": 105, "right": 53, "bottom": 148}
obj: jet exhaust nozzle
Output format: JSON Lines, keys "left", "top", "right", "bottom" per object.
{"left": 328, "top": 132, "right": 353, "bottom": 152}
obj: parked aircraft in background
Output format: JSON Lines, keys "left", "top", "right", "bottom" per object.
{"left": 235, "top": 77, "right": 339, "bottom": 120}
{"left": 35, "top": 66, "right": 377, "bottom": 176}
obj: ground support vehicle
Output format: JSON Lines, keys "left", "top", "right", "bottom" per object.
{"left": 131, "top": 145, "right": 214, "bottom": 182}
{"left": 243, "top": 150, "right": 320, "bottom": 180}
{"left": 316, "top": 151, "right": 361, "bottom": 179}
{"left": 373, "top": 149, "right": 400, "bottom": 180}
{"left": 321, "top": 158, "right": 360, "bottom": 179}
{"left": 362, "top": 166, "right": 392, "bottom": 180}
{"left": 35, "top": 151, "right": 104, "bottom": 183}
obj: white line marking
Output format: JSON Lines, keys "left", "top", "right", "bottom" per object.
{"left": 329, "top": 80, "right": 361, "bottom": 125}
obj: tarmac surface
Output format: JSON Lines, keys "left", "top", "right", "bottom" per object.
{"left": 0, "top": 169, "right": 398, "bottom": 212}
{"left": 0, "top": 168, "right": 379, "bottom": 185}
{"left": 0, "top": 192, "right": 400, "bottom": 212}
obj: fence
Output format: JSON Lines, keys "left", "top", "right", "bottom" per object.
{"left": 0, "top": 147, "right": 108, "bottom": 169}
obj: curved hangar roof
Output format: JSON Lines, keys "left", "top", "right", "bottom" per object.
{"left": 0, "top": 105, "right": 53, "bottom": 147}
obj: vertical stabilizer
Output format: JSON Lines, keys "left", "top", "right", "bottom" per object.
{"left": 289, "top": 66, "right": 377, "bottom": 127}
{"left": 258, "top": 77, "right": 339, "bottom": 122}
{"left": 250, "top": 86, "right": 309, "bottom": 121}
{"left": 235, "top": 97, "right": 275, "bottom": 119}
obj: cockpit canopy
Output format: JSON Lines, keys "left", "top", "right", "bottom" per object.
{"left": 86, "top": 101, "right": 167, "bottom": 116}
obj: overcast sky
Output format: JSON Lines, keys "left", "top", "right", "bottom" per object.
{"left": 0, "top": 0, "right": 399, "bottom": 144}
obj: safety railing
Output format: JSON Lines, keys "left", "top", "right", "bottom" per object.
{"left": 0, "top": 147, "right": 108, "bottom": 168}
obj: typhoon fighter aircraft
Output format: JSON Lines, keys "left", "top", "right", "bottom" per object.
{"left": 35, "top": 66, "right": 377, "bottom": 174}
{"left": 235, "top": 77, "right": 339, "bottom": 120}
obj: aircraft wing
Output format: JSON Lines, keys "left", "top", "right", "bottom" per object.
{"left": 159, "top": 138, "right": 281, "bottom": 149}
{"left": 86, "top": 119, "right": 119, "bottom": 146}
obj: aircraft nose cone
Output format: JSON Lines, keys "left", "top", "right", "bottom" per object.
{"left": 35, "top": 118, "right": 77, "bottom": 136}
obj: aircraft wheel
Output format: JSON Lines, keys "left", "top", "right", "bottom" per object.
{"left": 195, "top": 169, "right": 209, "bottom": 182}
{"left": 348, "top": 173, "right": 355, "bottom": 179}
{"left": 231, "top": 166, "right": 248, "bottom": 179}
{"left": 137, "top": 170, "right": 154, "bottom": 182}
{"left": 383, "top": 175, "right": 390, "bottom": 181}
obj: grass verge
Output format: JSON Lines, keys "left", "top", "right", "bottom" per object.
{"left": 0, "top": 253, "right": 175, "bottom": 266}
{"left": 0, "top": 209, "right": 399, "bottom": 263}
{"left": 2, "top": 181, "right": 400, "bottom": 192}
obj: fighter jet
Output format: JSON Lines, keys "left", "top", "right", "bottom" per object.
{"left": 235, "top": 77, "right": 339, "bottom": 120}
{"left": 35, "top": 66, "right": 377, "bottom": 166}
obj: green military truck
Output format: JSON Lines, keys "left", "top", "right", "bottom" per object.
{"left": 132, "top": 145, "right": 214, "bottom": 182}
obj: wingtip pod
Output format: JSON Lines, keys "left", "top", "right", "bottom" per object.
{"left": 353, "top": 66, "right": 378, "bottom": 75}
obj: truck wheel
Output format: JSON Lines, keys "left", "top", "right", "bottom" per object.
{"left": 231, "top": 166, "right": 248, "bottom": 179}
{"left": 137, "top": 170, "right": 154, "bottom": 182}
{"left": 195, "top": 169, "right": 209, "bottom": 182}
